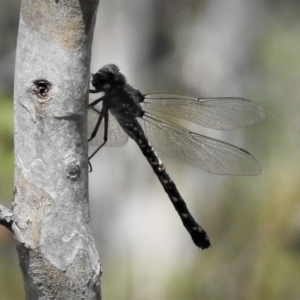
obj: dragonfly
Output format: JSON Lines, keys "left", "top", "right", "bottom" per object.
{"left": 88, "top": 64, "right": 265, "bottom": 250}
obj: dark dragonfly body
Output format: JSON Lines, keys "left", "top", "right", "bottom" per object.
{"left": 88, "top": 64, "right": 265, "bottom": 250}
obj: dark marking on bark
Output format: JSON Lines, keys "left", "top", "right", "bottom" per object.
{"left": 32, "top": 79, "right": 51, "bottom": 101}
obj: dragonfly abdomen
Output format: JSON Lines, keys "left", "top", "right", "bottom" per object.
{"left": 120, "top": 118, "right": 211, "bottom": 249}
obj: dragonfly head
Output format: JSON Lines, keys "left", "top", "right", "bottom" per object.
{"left": 92, "top": 64, "right": 127, "bottom": 92}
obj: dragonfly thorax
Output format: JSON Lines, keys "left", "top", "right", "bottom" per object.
{"left": 107, "top": 84, "right": 144, "bottom": 121}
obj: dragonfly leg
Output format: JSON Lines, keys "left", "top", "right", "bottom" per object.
{"left": 88, "top": 96, "right": 109, "bottom": 171}
{"left": 88, "top": 110, "right": 109, "bottom": 161}
{"left": 88, "top": 160, "right": 93, "bottom": 172}
{"left": 89, "top": 95, "right": 105, "bottom": 107}
{"left": 88, "top": 107, "right": 103, "bottom": 143}
{"left": 88, "top": 95, "right": 104, "bottom": 143}
{"left": 87, "top": 110, "right": 104, "bottom": 172}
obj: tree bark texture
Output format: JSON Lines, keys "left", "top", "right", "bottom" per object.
{"left": 13, "top": 1, "right": 101, "bottom": 299}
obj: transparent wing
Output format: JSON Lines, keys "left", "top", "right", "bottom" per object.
{"left": 143, "top": 113, "right": 261, "bottom": 175}
{"left": 88, "top": 94, "right": 128, "bottom": 147}
{"left": 143, "top": 94, "right": 265, "bottom": 130}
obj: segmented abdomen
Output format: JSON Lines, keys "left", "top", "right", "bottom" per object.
{"left": 120, "top": 118, "right": 211, "bottom": 249}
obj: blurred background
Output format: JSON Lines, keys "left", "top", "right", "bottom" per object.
{"left": 1, "top": 0, "right": 300, "bottom": 299}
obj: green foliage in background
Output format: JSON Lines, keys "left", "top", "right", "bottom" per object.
{"left": 0, "top": 95, "right": 23, "bottom": 299}
{"left": 0, "top": 95, "right": 13, "bottom": 201}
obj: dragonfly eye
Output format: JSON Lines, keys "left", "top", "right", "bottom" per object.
{"left": 91, "top": 72, "right": 110, "bottom": 90}
{"left": 115, "top": 73, "right": 126, "bottom": 87}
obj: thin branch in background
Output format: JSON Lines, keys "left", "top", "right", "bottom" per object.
{"left": 0, "top": 204, "right": 13, "bottom": 232}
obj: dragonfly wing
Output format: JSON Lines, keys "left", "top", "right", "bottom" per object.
{"left": 143, "top": 113, "right": 261, "bottom": 175}
{"left": 143, "top": 94, "right": 265, "bottom": 130}
{"left": 88, "top": 100, "right": 128, "bottom": 147}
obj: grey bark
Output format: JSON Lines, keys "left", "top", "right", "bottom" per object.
{"left": 11, "top": 0, "right": 101, "bottom": 299}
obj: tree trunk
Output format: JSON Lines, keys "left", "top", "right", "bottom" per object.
{"left": 12, "top": 0, "right": 101, "bottom": 298}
